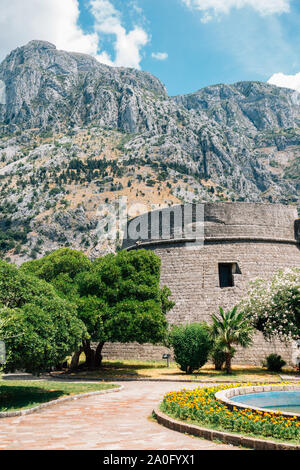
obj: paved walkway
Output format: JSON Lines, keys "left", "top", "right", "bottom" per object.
{"left": 0, "top": 381, "right": 238, "bottom": 450}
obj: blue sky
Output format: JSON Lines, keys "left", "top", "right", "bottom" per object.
{"left": 1, "top": 0, "right": 300, "bottom": 95}
{"left": 78, "top": 0, "right": 300, "bottom": 95}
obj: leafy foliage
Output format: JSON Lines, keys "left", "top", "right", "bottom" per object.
{"left": 264, "top": 354, "right": 286, "bottom": 372}
{"left": 241, "top": 268, "right": 300, "bottom": 342}
{"left": 21, "top": 248, "right": 173, "bottom": 369}
{"left": 210, "top": 338, "right": 227, "bottom": 371}
{"left": 78, "top": 249, "right": 173, "bottom": 346}
{"left": 21, "top": 248, "right": 91, "bottom": 286}
{"left": 0, "top": 260, "right": 86, "bottom": 373}
{"left": 168, "top": 323, "right": 212, "bottom": 374}
{"left": 211, "top": 306, "right": 254, "bottom": 374}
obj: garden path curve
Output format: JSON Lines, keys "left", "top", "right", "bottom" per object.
{"left": 0, "top": 381, "right": 238, "bottom": 450}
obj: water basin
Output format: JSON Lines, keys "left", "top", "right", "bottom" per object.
{"left": 232, "top": 391, "right": 300, "bottom": 414}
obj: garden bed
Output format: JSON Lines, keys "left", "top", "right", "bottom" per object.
{"left": 159, "top": 383, "right": 300, "bottom": 445}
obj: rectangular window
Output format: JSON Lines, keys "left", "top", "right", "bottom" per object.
{"left": 219, "top": 263, "right": 234, "bottom": 288}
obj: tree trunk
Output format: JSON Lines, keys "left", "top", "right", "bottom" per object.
{"left": 70, "top": 347, "right": 83, "bottom": 371}
{"left": 83, "top": 340, "right": 96, "bottom": 369}
{"left": 95, "top": 342, "right": 105, "bottom": 368}
{"left": 225, "top": 353, "right": 232, "bottom": 374}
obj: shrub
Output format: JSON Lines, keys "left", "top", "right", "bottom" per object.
{"left": 264, "top": 354, "right": 286, "bottom": 372}
{"left": 210, "top": 340, "right": 227, "bottom": 371}
{"left": 211, "top": 306, "right": 254, "bottom": 374}
{"left": 241, "top": 268, "right": 300, "bottom": 342}
{"left": 169, "top": 323, "right": 212, "bottom": 374}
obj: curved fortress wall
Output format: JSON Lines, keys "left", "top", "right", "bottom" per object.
{"left": 103, "top": 203, "right": 300, "bottom": 365}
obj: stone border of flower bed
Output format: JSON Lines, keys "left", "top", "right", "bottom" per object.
{"left": 215, "top": 384, "right": 300, "bottom": 420}
{"left": 153, "top": 407, "right": 300, "bottom": 450}
{"left": 0, "top": 385, "right": 123, "bottom": 419}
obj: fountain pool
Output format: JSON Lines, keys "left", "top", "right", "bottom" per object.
{"left": 232, "top": 390, "right": 300, "bottom": 414}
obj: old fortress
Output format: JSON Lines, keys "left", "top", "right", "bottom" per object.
{"left": 103, "top": 202, "right": 300, "bottom": 365}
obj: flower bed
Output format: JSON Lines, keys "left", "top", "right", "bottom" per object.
{"left": 160, "top": 383, "right": 300, "bottom": 441}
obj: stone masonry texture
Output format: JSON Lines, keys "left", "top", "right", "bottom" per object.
{"left": 103, "top": 202, "right": 300, "bottom": 365}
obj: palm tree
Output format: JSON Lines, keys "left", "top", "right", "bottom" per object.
{"left": 211, "top": 306, "right": 254, "bottom": 374}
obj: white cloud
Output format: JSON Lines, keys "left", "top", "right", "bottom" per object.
{"left": 0, "top": 0, "right": 99, "bottom": 62}
{"left": 181, "top": 0, "right": 291, "bottom": 20}
{"left": 151, "top": 52, "right": 168, "bottom": 61}
{"left": 89, "top": 0, "right": 149, "bottom": 69}
{"left": 268, "top": 72, "right": 300, "bottom": 93}
{"left": 0, "top": 0, "right": 149, "bottom": 70}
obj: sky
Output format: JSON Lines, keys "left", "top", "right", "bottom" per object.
{"left": 0, "top": 0, "right": 299, "bottom": 96}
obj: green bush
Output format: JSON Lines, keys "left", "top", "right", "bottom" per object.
{"left": 264, "top": 354, "right": 286, "bottom": 372}
{"left": 169, "top": 323, "right": 212, "bottom": 374}
{"left": 210, "top": 340, "right": 227, "bottom": 371}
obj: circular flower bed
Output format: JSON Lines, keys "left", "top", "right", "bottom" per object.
{"left": 161, "top": 383, "right": 300, "bottom": 441}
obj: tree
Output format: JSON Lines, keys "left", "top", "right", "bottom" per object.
{"left": 241, "top": 268, "right": 300, "bottom": 342}
{"left": 21, "top": 247, "right": 91, "bottom": 296}
{"left": 21, "top": 248, "right": 98, "bottom": 369}
{"left": 21, "top": 248, "right": 174, "bottom": 370}
{"left": 77, "top": 249, "right": 174, "bottom": 368}
{"left": 210, "top": 338, "right": 227, "bottom": 371}
{"left": 0, "top": 260, "right": 86, "bottom": 374}
{"left": 169, "top": 323, "right": 212, "bottom": 374}
{"left": 211, "top": 306, "right": 253, "bottom": 374}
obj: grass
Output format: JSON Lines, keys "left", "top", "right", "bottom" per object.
{"left": 0, "top": 380, "right": 117, "bottom": 412}
{"left": 55, "top": 358, "right": 299, "bottom": 383}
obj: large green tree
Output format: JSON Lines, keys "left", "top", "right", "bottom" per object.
{"left": 21, "top": 248, "right": 174, "bottom": 369}
{"left": 21, "top": 247, "right": 91, "bottom": 298}
{"left": 0, "top": 260, "right": 86, "bottom": 374}
{"left": 21, "top": 248, "right": 95, "bottom": 369}
{"left": 77, "top": 249, "right": 174, "bottom": 368}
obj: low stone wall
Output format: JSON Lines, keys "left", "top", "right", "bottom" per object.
{"left": 102, "top": 333, "right": 293, "bottom": 366}
{"left": 102, "top": 342, "right": 171, "bottom": 362}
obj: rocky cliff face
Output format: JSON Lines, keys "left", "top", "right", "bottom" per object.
{"left": 0, "top": 40, "right": 167, "bottom": 134}
{"left": 0, "top": 41, "right": 299, "bottom": 263}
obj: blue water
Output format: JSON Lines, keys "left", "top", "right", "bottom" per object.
{"left": 232, "top": 391, "right": 300, "bottom": 414}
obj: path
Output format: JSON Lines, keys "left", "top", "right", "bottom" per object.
{"left": 0, "top": 381, "right": 238, "bottom": 450}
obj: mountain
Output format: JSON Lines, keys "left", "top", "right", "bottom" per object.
{"left": 0, "top": 40, "right": 299, "bottom": 263}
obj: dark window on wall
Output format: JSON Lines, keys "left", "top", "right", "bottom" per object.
{"left": 219, "top": 263, "right": 234, "bottom": 288}
{"left": 218, "top": 263, "right": 241, "bottom": 288}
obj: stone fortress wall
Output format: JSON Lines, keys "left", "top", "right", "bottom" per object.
{"left": 103, "top": 203, "right": 300, "bottom": 365}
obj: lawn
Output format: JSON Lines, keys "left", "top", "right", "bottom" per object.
{"left": 0, "top": 379, "right": 117, "bottom": 412}
{"left": 54, "top": 358, "right": 299, "bottom": 383}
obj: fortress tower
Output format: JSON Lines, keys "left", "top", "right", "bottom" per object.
{"left": 103, "top": 202, "right": 300, "bottom": 365}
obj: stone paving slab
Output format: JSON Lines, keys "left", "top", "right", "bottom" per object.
{"left": 0, "top": 381, "right": 238, "bottom": 450}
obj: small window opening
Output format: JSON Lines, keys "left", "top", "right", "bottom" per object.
{"left": 218, "top": 263, "right": 240, "bottom": 288}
